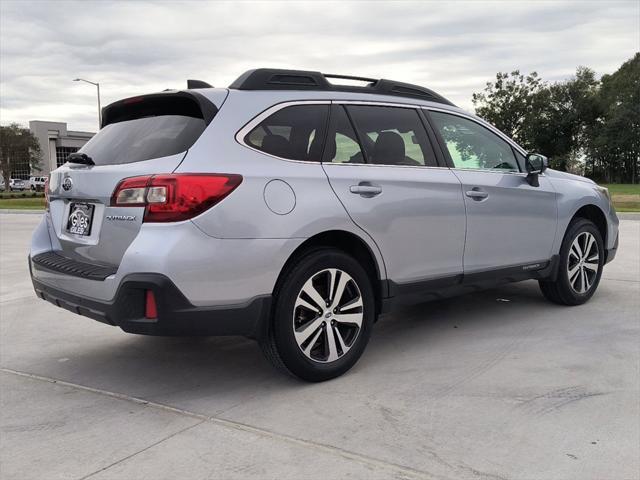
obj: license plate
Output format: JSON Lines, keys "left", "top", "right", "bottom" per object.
{"left": 66, "top": 203, "right": 95, "bottom": 236}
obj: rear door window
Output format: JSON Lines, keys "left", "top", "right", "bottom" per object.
{"left": 345, "top": 105, "right": 437, "bottom": 167}
{"left": 245, "top": 105, "right": 329, "bottom": 162}
{"left": 79, "top": 95, "right": 210, "bottom": 166}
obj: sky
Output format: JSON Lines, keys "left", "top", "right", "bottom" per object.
{"left": 1, "top": 0, "right": 638, "bottom": 132}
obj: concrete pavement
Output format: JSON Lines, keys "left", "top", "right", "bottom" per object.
{"left": 1, "top": 213, "right": 638, "bottom": 480}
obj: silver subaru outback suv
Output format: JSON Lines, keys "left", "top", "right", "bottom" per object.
{"left": 30, "top": 69, "right": 619, "bottom": 381}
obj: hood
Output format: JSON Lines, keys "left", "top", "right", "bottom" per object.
{"left": 545, "top": 169, "right": 596, "bottom": 185}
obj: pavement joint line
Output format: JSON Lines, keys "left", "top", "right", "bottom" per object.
{"left": 78, "top": 420, "right": 207, "bottom": 480}
{"left": 1, "top": 367, "right": 443, "bottom": 480}
{"left": 601, "top": 277, "right": 640, "bottom": 283}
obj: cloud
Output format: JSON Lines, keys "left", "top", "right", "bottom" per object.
{"left": 1, "top": 0, "right": 638, "bottom": 131}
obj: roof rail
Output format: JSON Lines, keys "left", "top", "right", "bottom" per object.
{"left": 228, "top": 68, "right": 455, "bottom": 106}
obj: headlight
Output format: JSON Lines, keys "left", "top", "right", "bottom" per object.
{"left": 596, "top": 186, "right": 610, "bottom": 201}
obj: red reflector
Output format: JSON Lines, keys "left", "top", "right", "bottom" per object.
{"left": 145, "top": 290, "right": 158, "bottom": 319}
{"left": 44, "top": 176, "right": 50, "bottom": 211}
{"left": 110, "top": 174, "right": 242, "bottom": 222}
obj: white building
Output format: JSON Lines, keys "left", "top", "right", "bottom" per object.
{"left": 28, "top": 121, "right": 94, "bottom": 177}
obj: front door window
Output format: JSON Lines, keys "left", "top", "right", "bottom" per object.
{"left": 429, "top": 111, "right": 519, "bottom": 172}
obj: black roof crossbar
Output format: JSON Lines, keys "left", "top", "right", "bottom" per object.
{"left": 228, "top": 68, "right": 455, "bottom": 106}
{"left": 324, "top": 73, "right": 378, "bottom": 84}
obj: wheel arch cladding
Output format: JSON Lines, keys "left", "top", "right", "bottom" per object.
{"left": 273, "top": 230, "right": 384, "bottom": 315}
{"left": 572, "top": 204, "right": 607, "bottom": 246}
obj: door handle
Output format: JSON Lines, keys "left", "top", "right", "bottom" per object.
{"left": 350, "top": 182, "right": 382, "bottom": 197}
{"left": 465, "top": 188, "right": 489, "bottom": 200}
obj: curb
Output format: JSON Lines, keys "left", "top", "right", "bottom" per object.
{"left": 618, "top": 212, "right": 640, "bottom": 220}
{"left": 0, "top": 209, "right": 45, "bottom": 215}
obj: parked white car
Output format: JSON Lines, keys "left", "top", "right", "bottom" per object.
{"left": 29, "top": 176, "right": 47, "bottom": 191}
{"left": 9, "top": 179, "right": 26, "bottom": 191}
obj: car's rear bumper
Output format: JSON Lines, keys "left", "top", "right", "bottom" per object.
{"left": 30, "top": 266, "right": 271, "bottom": 338}
{"left": 30, "top": 214, "right": 300, "bottom": 306}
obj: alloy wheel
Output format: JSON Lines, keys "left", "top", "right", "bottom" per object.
{"left": 292, "top": 268, "right": 364, "bottom": 363}
{"left": 567, "top": 231, "right": 600, "bottom": 294}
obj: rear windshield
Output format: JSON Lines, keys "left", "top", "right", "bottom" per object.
{"left": 78, "top": 115, "right": 207, "bottom": 165}
{"left": 77, "top": 94, "right": 210, "bottom": 166}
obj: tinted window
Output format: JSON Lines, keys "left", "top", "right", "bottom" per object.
{"left": 346, "top": 106, "right": 436, "bottom": 166}
{"left": 80, "top": 95, "right": 211, "bottom": 166}
{"left": 323, "top": 106, "right": 365, "bottom": 164}
{"left": 79, "top": 116, "right": 207, "bottom": 166}
{"left": 246, "top": 105, "right": 329, "bottom": 161}
{"left": 429, "top": 111, "right": 519, "bottom": 172}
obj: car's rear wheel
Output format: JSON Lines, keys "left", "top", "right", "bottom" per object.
{"left": 260, "top": 248, "right": 375, "bottom": 382}
{"left": 539, "top": 218, "right": 604, "bottom": 305}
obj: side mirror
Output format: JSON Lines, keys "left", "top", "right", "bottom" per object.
{"left": 525, "top": 153, "right": 547, "bottom": 174}
{"left": 525, "top": 153, "right": 548, "bottom": 187}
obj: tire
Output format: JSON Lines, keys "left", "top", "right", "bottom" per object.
{"left": 260, "top": 248, "right": 375, "bottom": 382}
{"left": 539, "top": 218, "right": 604, "bottom": 305}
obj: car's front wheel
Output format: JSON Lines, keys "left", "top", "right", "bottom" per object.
{"left": 539, "top": 218, "right": 604, "bottom": 305}
{"left": 261, "top": 248, "right": 375, "bottom": 382}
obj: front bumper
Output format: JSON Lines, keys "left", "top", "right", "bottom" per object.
{"left": 605, "top": 233, "right": 619, "bottom": 264}
{"left": 31, "top": 265, "right": 271, "bottom": 338}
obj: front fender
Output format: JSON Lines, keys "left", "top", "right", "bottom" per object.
{"left": 550, "top": 177, "right": 618, "bottom": 253}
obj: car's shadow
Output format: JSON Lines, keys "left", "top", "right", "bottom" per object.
{"left": 39, "top": 280, "right": 555, "bottom": 411}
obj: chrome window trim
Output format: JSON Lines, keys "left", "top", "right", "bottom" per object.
{"left": 333, "top": 99, "right": 422, "bottom": 109}
{"left": 235, "top": 99, "right": 533, "bottom": 173}
{"left": 236, "top": 99, "right": 442, "bottom": 167}
{"left": 451, "top": 167, "right": 529, "bottom": 177}
{"left": 322, "top": 163, "right": 451, "bottom": 171}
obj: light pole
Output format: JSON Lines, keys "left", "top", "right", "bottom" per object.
{"left": 73, "top": 78, "right": 101, "bottom": 128}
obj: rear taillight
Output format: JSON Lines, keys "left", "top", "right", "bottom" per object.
{"left": 44, "top": 176, "right": 50, "bottom": 211}
{"left": 111, "top": 173, "right": 242, "bottom": 222}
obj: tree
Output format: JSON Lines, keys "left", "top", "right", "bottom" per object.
{"left": 471, "top": 68, "right": 598, "bottom": 171}
{"left": 0, "top": 124, "right": 42, "bottom": 189}
{"left": 525, "top": 67, "right": 599, "bottom": 172}
{"left": 588, "top": 53, "right": 639, "bottom": 183}
{"left": 472, "top": 70, "right": 544, "bottom": 148}
{"left": 471, "top": 55, "right": 638, "bottom": 182}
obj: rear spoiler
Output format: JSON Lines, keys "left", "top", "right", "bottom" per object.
{"left": 101, "top": 91, "right": 217, "bottom": 129}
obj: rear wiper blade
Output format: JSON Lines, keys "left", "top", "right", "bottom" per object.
{"left": 67, "top": 152, "right": 95, "bottom": 165}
